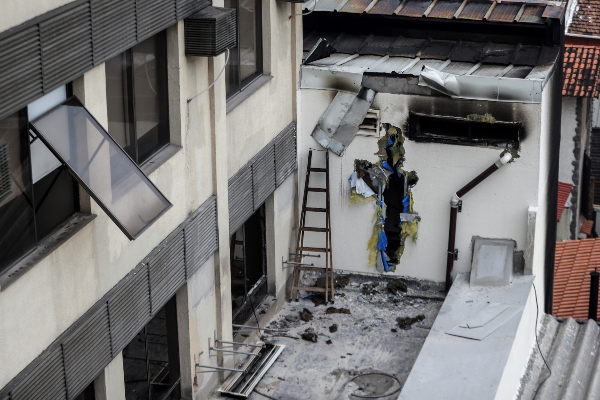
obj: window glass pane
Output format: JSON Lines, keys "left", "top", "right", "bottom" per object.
{"left": 239, "top": 0, "right": 258, "bottom": 81}
{"left": 30, "top": 98, "right": 172, "bottom": 239}
{"left": 33, "top": 166, "right": 78, "bottom": 239}
{"left": 225, "top": 0, "right": 241, "bottom": 97}
{"left": 106, "top": 53, "right": 135, "bottom": 160}
{"left": 133, "top": 35, "right": 169, "bottom": 164}
{"left": 0, "top": 112, "right": 36, "bottom": 271}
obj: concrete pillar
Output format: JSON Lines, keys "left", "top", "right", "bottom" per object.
{"left": 93, "top": 352, "right": 126, "bottom": 400}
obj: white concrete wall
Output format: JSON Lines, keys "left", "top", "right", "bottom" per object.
{"left": 300, "top": 88, "right": 548, "bottom": 283}
{"left": 0, "top": 0, "right": 76, "bottom": 32}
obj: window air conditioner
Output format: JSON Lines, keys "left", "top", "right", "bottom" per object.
{"left": 184, "top": 6, "right": 237, "bottom": 57}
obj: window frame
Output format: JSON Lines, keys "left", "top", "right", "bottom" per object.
{"left": 225, "top": 0, "right": 264, "bottom": 100}
{"left": 105, "top": 31, "right": 171, "bottom": 166}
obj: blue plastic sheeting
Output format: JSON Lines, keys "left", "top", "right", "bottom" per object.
{"left": 376, "top": 214, "right": 389, "bottom": 271}
{"left": 381, "top": 160, "right": 394, "bottom": 172}
{"left": 402, "top": 194, "right": 410, "bottom": 213}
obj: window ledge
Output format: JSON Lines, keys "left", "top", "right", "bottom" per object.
{"left": 0, "top": 213, "right": 96, "bottom": 292}
{"left": 140, "top": 144, "right": 182, "bottom": 176}
{"left": 226, "top": 75, "right": 274, "bottom": 114}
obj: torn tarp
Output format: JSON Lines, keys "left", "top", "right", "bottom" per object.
{"left": 311, "top": 87, "right": 377, "bottom": 156}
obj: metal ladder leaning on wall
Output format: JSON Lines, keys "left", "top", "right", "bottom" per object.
{"left": 290, "top": 149, "right": 334, "bottom": 302}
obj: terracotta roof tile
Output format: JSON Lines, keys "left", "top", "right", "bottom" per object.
{"left": 554, "top": 238, "right": 600, "bottom": 320}
{"left": 569, "top": 0, "right": 600, "bottom": 37}
{"left": 557, "top": 181, "right": 573, "bottom": 222}
{"left": 582, "top": 219, "right": 595, "bottom": 236}
{"left": 562, "top": 45, "right": 600, "bottom": 98}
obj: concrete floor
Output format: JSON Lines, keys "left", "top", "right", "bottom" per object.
{"left": 211, "top": 274, "right": 445, "bottom": 400}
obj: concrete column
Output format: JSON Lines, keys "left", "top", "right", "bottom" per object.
{"left": 93, "top": 352, "right": 126, "bottom": 400}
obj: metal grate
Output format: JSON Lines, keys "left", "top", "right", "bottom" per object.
{"left": 252, "top": 144, "right": 276, "bottom": 210}
{"left": 40, "top": 3, "right": 93, "bottom": 93}
{"left": 107, "top": 266, "right": 151, "bottom": 355}
{"left": 91, "top": 0, "right": 137, "bottom": 65}
{"left": 184, "top": 6, "right": 237, "bottom": 57}
{"left": 0, "top": 26, "right": 43, "bottom": 119}
{"left": 0, "top": 141, "right": 11, "bottom": 201}
{"left": 148, "top": 230, "right": 186, "bottom": 314}
{"left": 63, "top": 305, "right": 112, "bottom": 399}
{"left": 228, "top": 165, "right": 254, "bottom": 234}
{"left": 178, "top": 0, "right": 211, "bottom": 19}
{"left": 136, "top": 0, "right": 177, "bottom": 43}
{"left": 275, "top": 122, "right": 297, "bottom": 187}
{"left": 185, "top": 196, "right": 218, "bottom": 278}
{"left": 11, "top": 347, "right": 66, "bottom": 400}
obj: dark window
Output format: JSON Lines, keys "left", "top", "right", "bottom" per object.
{"left": 123, "top": 296, "right": 181, "bottom": 400}
{"left": 408, "top": 112, "right": 521, "bottom": 148}
{"left": 0, "top": 88, "right": 79, "bottom": 274}
{"left": 224, "top": 0, "right": 263, "bottom": 99}
{"left": 230, "top": 205, "right": 267, "bottom": 326}
{"left": 106, "top": 32, "right": 170, "bottom": 165}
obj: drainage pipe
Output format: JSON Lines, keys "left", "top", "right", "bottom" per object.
{"left": 445, "top": 152, "right": 513, "bottom": 292}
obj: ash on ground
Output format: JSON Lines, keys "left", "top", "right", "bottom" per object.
{"left": 220, "top": 274, "right": 445, "bottom": 400}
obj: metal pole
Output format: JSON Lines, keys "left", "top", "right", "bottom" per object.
{"left": 589, "top": 269, "right": 599, "bottom": 321}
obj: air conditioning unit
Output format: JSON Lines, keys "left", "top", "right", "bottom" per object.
{"left": 184, "top": 6, "right": 237, "bottom": 57}
{"left": 0, "top": 140, "right": 11, "bottom": 201}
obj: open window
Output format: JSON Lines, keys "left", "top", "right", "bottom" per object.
{"left": 29, "top": 97, "right": 172, "bottom": 240}
{"left": 230, "top": 205, "right": 267, "bottom": 326}
{"left": 408, "top": 112, "right": 521, "bottom": 148}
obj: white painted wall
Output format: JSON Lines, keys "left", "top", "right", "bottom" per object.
{"left": 0, "top": 0, "right": 76, "bottom": 32}
{"left": 300, "top": 86, "right": 548, "bottom": 284}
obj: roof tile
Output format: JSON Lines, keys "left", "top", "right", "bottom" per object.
{"left": 562, "top": 45, "right": 600, "bottom": 98}
{"left": 557, "top": 181, "right": 573, "bottom": 222}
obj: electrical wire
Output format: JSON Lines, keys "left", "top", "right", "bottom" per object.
{"left": 532, "top": 282, "right": 552, "bottom": 400}
{"left": 289, "top": 0, "right": 317, "bottom": 19}
{"left": 187, "top": 48, "right": 230, "bottom": 103}
{"left": 338, "top": 372, "right": 403, "bottom": 399}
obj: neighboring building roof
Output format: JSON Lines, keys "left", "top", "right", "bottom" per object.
{"left": 569, "top": 0, "right": 600, "bottom": 36}
{"left": 305, "top": 0, "right": 564, "bottom": 23}
{"left": 557, "top": 181, "right": 573, "bottom": 222}
{"left": 582, "top": 219, "right": 595, "bottom": 236}
{"left": 562, "top": 45, "right": 600, "bottom": 97}
{"left": 554, "top": 238, "right": 600, "bottom": 320}
{"left": 518, "top": 315, "right": 600, "bottom": 399}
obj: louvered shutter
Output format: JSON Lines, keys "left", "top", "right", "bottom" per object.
{"left": 178, "top": 0, "right": 210, "bottom": 19}
{"left": 228, "top": 165, "right": 253, "bottom": 234}
{"left": 40, "top": 3, "right": 93, "bottom": 93}
{"left": 136, "top": 0, "right": 177, "bottom": 43}
{"left": 0, "top": 26, "right": 42, "bottom": 118}
{"left": 0, "top": 141, "right": 11, "bottom": 201}
{"left": 2, "top": 394, "right": 9, "bottom": 400}
{"left": 185, "top": 196, "right": 218, "bottom": 278}
{"left": 63, "top": 305, "right": 112, "bottom": 399}
{"left": 107, "top": 266, "right": 151, "bottom": 355}
{"left": 148, "top": 230, "right": 186, "bottom": 314}
{"left": 91, "top": 0, "right": 137, "bottom": 65}
{"left": 275, "top": 122, "right": 297, "bottom": 187}
{"left": 11, "top": 346, "right": 66, "bottom": 400}
{"left": 252, "top": 144, "right": 276, "bottom": 210}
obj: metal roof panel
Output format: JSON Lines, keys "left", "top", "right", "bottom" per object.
{"left": 457, "top": 1, "right": 492, "bottom": 20}
{"left": 503, "top": 65, "right": 533, "bottom": 78}
{"left": 441, "top": 61, "right": 479, "bottom": 74}
{"left": 405, "top": 59, "right": 447, "bottom": 75}
{"left": 398, "top": 0, "right": 434, "bottom": 16}
{"left": 314, "top": 0, "right": 346, "bottom": 12}
{"left": 480, "top": 43, "right": 517, "bottom": 65}
{"left": 359, "top": 35, "right": 398, "bottom": 55}
{"left": 428, "top": 0, "right": 463, "bottom": 18}
{"left": 420, "top": 40, "right": 457, "bottom": 59}
{"left": 516, "top": 4, "right": 545, "bottom": 23}
{"left": 368, "top": 0, "right": 402, "bottom": 14}
{"left": 333, "top": 33, "right": 369, "bottom": 54}
{"left": 513, "top": 45, "right": 541, "bottom": 66}
{"left": 308, "top": 52, "right": 357, "bottom": 66}
{"left": 370, "top": 56, "right": 417, "bottom": 73}
{"left": 389, "top": 37, "right": 427, "bottom": 57}
{"left": 472, "top": 64, "right": 510, "bottom": 77}
{"left": 339, "top": 0, "right": 372, "bottom": 13}
{"left": 303, "top": 32, "right": 342, "bottom": 52}
{"left": 487, "top": 3, "right": 521, "bottom": 21}
{"left": 448, "top": 41, "right": 486, "bottom": 63}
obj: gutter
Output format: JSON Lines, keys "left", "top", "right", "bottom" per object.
{"left": 445, "top": 152, "right": 513, "bottom": 292}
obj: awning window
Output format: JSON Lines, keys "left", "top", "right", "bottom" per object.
{"left": 29, "top": 97, "right": 172, "bottom": 239}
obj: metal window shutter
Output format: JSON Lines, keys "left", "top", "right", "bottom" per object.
{"left": 2, "top": 394, "right": 9, "bottom": 400}
{"left": 107, "top": 266, "right": 151, "bottom": 355}
{"left": 228, "top": 165, "right": 253, "bottom": 234}
{"left": 177, "top": 0, "right": 210, "bottom": 19}
{"left": 275, "top": 122, "right": 297, "bottom": 187}
{"left": 40, "top": 2, "right": 93, "bottom": 93}
{"left": 148, "top": 230, "right": 186, "bottom": 314}
{"left": 91, "top": 0, "right": 137, "bottom": 65}
{"left": 63, "top": 305, "right": 112, "bottom": 399}
{"left": 0, "top": 26, "right": 42, "bottom": 119}
{"left": 11, "top": 346, "right": 66, "bottom": 400}
{"left": 185, "top": 196, "right": 218, "bottom": 278}
{"left": 136, "top": 0, "right": 177, "bottom": 43}
{"left": 252, "top": 144, "right": 276, "bottom": 209}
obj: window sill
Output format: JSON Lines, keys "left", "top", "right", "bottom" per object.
{"left": 140, "top": 144, "right": 183, "bottom": 176}
{"left": 226, "top": 75, "right": 274, "bottom": 114}
{"left": 0, "top": 213, "right": 97, "bottom": 292}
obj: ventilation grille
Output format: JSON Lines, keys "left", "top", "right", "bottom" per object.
{"left": 184, "top": 6, "right": 237, "bottom": 57}
{"left": 275, "top": 122, "right": 297, "bottom": 187}
{"left": 0, "top": 141, "right": 11, "bottom": 202}
{"left": 11, "top": 347, "right": 66, "bottom": 400}
{"left": 178, "top": 0, "right": 211, "bottom": 19}
{"left": 357, "top": 109, "right": 381, "bottom": 137}
{"left": 185, "top": 196, "right": 218, "bottom": 277}
{"left": 228, "top": 165, "right": 254, "bottom": 234}
{"left": 148, "top": 230, "right": 186, "bottom": 314}
{"left": 136, "top": 0, "right": 177, "bottom": 42}
{"left": 91, "top": 0, "right": 137, "bottom": 64}
{"left": 252, "top": 144, "right": 276, "bottom": 210}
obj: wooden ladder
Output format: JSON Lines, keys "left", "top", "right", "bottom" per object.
{"left": 290, "top": 149, "right": 334, "bottom": 302}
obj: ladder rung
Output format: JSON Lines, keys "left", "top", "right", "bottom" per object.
{"left": 298, "top": 247, "right": 329, "bottom": 252}
{"left": 300, "top": 227, "right": 329, "bottom": 232}
{"left": 295, "top": 266, "right": 327, "bottom": 272}
{"left": 310, "top": 168, "right": 327, "bottom": 172}
{"left": 293, "top": 286, "right": 327, "bottom": 293}
{"left": 305, "top": 207, "right": 327, "bottom": 213}
{"left": 308, "top": 187, "right": 327, "bottom": 193}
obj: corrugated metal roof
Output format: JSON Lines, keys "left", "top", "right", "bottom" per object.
{"left": 557, "top": 181, "right": 573, "bottom": 221}
{"left": 306, "top": 0, "right": 565, "bottom": 22}
{"left": 518, "top": 316, "right": 600, "bottom": 400}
